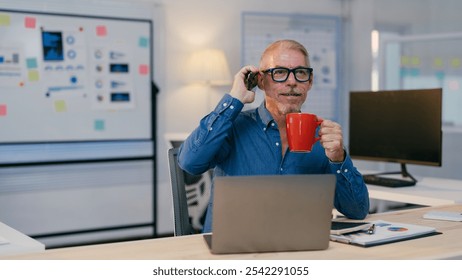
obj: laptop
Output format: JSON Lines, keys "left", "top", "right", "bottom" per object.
{"left": 203, "top": 174, "right": 336, "bottom": 254}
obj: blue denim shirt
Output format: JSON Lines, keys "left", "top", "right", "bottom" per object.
{"left": 179, "top": 94, "right": 369, "bottom": 233}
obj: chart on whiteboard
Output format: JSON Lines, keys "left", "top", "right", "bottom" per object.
{"left": 0, "top": 10, "right": 152, "bottom": 143}
{"left": 242, "top": 13, "right": 341, "bottom": 121}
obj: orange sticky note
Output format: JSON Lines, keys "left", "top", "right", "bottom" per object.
{"left": 96, "top": 25, "right": 107, "bottom": 37}
{"left": 0, "top": 104, "right": 7, "bottom": 116}
{"left": 139, "top": 64, "right": 149, "bottom": 75}
{"left": 25, "top": 16, "right": 36, "bottom": 28}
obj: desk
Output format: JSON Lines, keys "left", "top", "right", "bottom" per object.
{"left": 366, "top": 176, "right": 462, "bottom": 206}
{"left": 3, "top": 204, "right": 462, "bottom": 260}
{"left": 0, "top": 221, "right": 45, "bottom": 257}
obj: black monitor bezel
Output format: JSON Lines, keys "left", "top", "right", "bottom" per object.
{"left": 349, "top": 88, "right": 443, "bottom": 167}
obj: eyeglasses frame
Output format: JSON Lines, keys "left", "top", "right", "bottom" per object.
{"left": 262, "top": 67, "right": 313, "bottom": 83}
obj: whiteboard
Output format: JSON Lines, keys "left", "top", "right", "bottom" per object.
{"left": 242, "top": 12, "right": 341, "bottom": 121}
{"left": 0, "top": 9, "right": 153, "bottom": 143}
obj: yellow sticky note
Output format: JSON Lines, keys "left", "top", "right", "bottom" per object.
{"left": 400, "top": 56, "right": 410, "bottom": 66}
{"left": 451, "top": 58, "right": 461, "bottom": 68}
{"left": 411, "top": 56, "right": 421, "bottom": 66}
{"left": 54, "top": 100, "right": 67, "bottom": 112}
{"left": 28, "top": 70, "right": 39, "bottom": 81}
{"left": 433, "top": 58, "right": 444, "bottom": 68}
{"left": 0, "top": 14, "right": 11, "bottom": 26}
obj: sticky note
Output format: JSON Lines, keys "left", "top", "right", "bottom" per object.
{"left": 0, "top": 14, "right": 11, "bottom": 26}
{"left": 433, "top": 58, "right": 443, "bottom": 68}
{"left": 451, "top": 58, "right": 460, "bottom": 68}
{"left": 0, "top": 104, "right": 7, "bottom": 116}
{"left": 94, "top": 119, "right": 105, "bottom": 131}
{"left": 96, "top": 25, "right": 107, "bottom": 37}
{"left": 28, "top": 70, "right": 39, "bottom": 81}
{"left": 139, "top": 64, "right": 149, "bottom": 75}
{"left": 54, "top": 100, "right": 67, "bottom": 112}
{"left": 139, "top": 37, "right": 149, "bottom": 48}
{"left": 448, "top": 79, "right": 460, "bottom": 91}
{"left": 409, "top": 68, "right": 420, "bottom": 77}
{"left": 400, "top": 56, "right": 410, "bottom": 66}
{"left": 435, "top": 71, "right": 445, "bottom": 80}
{"left": 26, "top": 58, "right": 38, "bottom": 69}
{"left": 25, "top": 16, "right": 36, "bottom": 28}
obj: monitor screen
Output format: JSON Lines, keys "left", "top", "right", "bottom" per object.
{"left": 349, "top": 88, "right": 442, "bottom": 167}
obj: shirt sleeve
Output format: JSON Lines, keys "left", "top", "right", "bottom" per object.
{"left": 329, "top": 153, "right": 370, "bottom": 219}
{"left": 178, "top": 94, "right": 244, "bottom": 175}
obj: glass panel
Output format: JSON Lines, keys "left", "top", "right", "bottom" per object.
{"left": 382, "top": 34, "right": 462, "bottom": 126}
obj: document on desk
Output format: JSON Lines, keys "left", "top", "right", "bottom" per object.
{"left": 423, "top": 211, "right": 462, "bottom": 222}
{"left": 0, "top": 234, "right": 10, "bottom": 245}
{"left": 330, "top": 220, "right": 438, "bottom": 247}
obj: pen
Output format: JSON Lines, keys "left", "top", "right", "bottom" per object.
{"left": 367, "top": 224, "right": 375, "bottom": 235}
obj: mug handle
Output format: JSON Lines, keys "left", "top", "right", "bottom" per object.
{"left": 314, "top": 120, "right": 323, "bottom": 142}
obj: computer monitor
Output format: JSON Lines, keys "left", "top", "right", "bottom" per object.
{"left": 349, "top": 88, "right": 442, "bottom": 187}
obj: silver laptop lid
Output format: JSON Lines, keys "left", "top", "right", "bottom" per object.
{"left": 209, "top": 174, "right": 336, "bottom": 254}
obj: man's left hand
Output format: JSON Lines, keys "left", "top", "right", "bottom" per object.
{"left": 318, "top": 119, "right": 345, "bottom": 162}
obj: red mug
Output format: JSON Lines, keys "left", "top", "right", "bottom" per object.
{"left": 286, "top": 113, "right": 322, "bottom": 152}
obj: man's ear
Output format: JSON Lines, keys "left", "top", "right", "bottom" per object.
{"left": 307, "top": 73, "right": 314, "bottom": 88}
{"left": 257, "top": 72, "right": 264, "bottom": 90}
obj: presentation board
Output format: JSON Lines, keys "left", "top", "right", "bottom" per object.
{"left": 0, "top": 9, "right": 153, "bottom": 143}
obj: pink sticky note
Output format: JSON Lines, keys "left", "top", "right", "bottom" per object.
{"left": 96, "top": 25, "right": 107, "bottom": 37}
{"left": 139, "top": 64, "right": 149, "bottom": 75}
{"left": 25, "top": 17, "right": 36, "bottom": 28}
{"left": 0, "top": 104, "right": 7, "bottom": 116}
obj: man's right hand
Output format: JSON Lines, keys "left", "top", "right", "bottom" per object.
{"left": 230, "top": 65, "right": 259, "bottom": 104}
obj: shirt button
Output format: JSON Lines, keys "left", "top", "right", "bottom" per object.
{"left": 336, "top": 170, "right": 341, "bottom": 174}
{"left": 222, "top": 102, "right": 227, "bottom": 107}
{"left": 209, "top": 127, "right": 213, "bottom": 131}
{"left": 344, "top": 169, "right": 348, "bottom": 173}
{"left": 271, "top": 123, "right": 275, "bottom": 126}
{"left": 230, "top": 105, "right": 234, "bottom": 109}
{"left": 275, "top": 142, "right": 280, "bottom": 146}
{"left": 263, "top": 127, "right": 266, "bottom": 131}
{"left": 280, "top": 168, "right": 283, "bottom": 171}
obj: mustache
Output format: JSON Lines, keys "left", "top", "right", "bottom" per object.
{"left": 280, "top": 90, "right": 303, "bottom": 96}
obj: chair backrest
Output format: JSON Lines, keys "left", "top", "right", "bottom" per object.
{"left": 168, "top": 147, "right": 194, "bottom": 236}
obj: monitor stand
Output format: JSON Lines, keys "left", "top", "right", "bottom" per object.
{"left": 363, "top": 163, "right": 418, "bottom": 188}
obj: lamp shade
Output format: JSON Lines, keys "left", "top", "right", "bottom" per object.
{"left": 186, "top": 49, "right": 232, "bottom": 86}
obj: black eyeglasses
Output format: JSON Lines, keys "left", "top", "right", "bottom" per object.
{"left": 263, "top": 67, "right": 313, "bottom": 83}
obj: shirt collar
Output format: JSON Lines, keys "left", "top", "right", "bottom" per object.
{"left": 257, "top": 101, "right": 276, "bottom": 128}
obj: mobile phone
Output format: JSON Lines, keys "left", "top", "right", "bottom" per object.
{"left": 245, "top": 71, "right": 258, "bottom": 90}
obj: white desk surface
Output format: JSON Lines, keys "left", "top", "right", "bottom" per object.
{"left": 3, "top": 204, "right": 462, "bottom": 260}
{"left": 365, "top": 175, "right": 462, "bottom": 206}
{"left": 0, "top": 221, "right": 45, "bottom": 257}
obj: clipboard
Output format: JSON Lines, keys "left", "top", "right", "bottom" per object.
{"left": 330, "top": 220, "right": 440, "bottom": 247}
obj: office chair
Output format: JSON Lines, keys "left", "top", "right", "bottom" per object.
{"left": 168, "top": 147, "right": 212, "bottom": 236}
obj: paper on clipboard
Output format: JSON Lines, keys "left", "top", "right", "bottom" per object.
{"left": 330, "top": 221, "right": 372, "bottom": 235}
{"left": 330, "top": 220, "right": 438, "bottom": 247}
